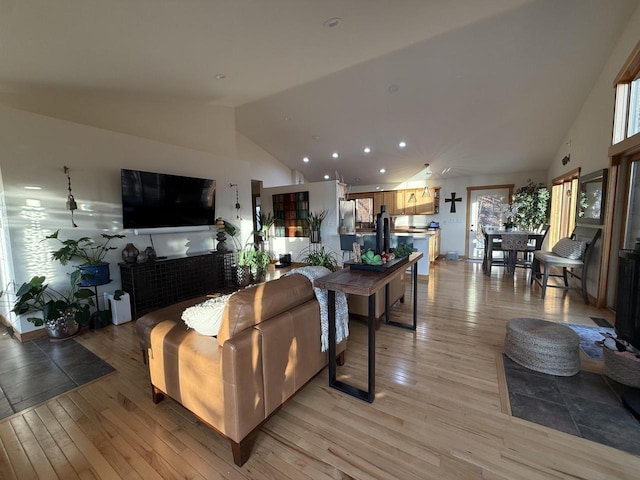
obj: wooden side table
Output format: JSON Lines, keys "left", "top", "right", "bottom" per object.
{"left": 314, "top": 252, "right": 423, "bottom": 402}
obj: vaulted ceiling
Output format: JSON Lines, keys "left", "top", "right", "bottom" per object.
{"left": 1, "top": 0, "right": 638, "bottom": 186}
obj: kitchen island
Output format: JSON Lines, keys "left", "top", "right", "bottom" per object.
{"left": 355, "top": 229, "right": 437, "bottom": 276}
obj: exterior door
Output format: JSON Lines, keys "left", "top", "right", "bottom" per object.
{"left": 467, "top": 187, "right": 512, "bottom": 260}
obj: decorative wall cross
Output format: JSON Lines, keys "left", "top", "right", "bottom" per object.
{"left": 445, "top": 192, "right": 462, "bottom": 213}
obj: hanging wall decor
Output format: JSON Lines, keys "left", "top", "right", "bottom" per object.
{"left": 64, "top": 166, "right": 78, "bottom": 227}
{"left": 445, "top": 192, "right": 462, "bottom": 213}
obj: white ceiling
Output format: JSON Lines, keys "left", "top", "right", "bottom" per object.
{"left": 1, "top": 0, "right": 638, "bottom": 186}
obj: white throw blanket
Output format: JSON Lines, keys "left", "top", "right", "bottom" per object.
{"left": 181, "top": 294, "right": 232, "bottom": 336}
{"left": 286, "top": 266, "right": 349, "bottom": 352}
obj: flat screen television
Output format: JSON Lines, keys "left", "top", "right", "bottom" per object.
{"left": 121, "top": 169, "right": 216, "bottom": 230}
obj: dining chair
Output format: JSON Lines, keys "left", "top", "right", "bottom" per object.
{"left": 339, "top": 234, "right": 357, "bottom": 262}
{"left": 520, "top": 223, "right": 550, "bottom": 268}
{"left": 501, "top": 233, "right": 530, "bottom": 274}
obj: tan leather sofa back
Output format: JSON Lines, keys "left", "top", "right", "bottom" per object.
{"left": 217, "top": 273, "right": 315, "bottom": 346}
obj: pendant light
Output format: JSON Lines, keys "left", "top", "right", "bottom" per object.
{"left": 422, "top": 163, "right": 432, "bottom": 198}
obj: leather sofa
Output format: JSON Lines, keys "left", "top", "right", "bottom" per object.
{"left": 136, "top": 273, "right": 346, "bottom": 467}
{"left": 347, "top": 270, "right": 406, "bottom": 327}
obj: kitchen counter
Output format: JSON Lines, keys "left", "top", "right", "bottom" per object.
{"left": 355, "top": 232, "right": 434, "bottom": 275}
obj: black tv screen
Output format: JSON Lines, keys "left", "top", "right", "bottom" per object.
{"left": 121, "top": 169, "right": 216, "bottom": 229}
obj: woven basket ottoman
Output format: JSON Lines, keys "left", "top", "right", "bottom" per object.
{"left": 505, "top": 318, "right": 580, "bottom": 376}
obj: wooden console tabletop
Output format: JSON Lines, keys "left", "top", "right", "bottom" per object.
{"left": 314, "top": 252, "right": 423, "bottom": 403}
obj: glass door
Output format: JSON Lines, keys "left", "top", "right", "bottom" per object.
{"left": 467, "top": 187, "right": 511, "bottom": 260}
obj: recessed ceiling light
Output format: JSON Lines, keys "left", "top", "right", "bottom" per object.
{"left": 214, "top": 74, "right": 226, "bottom": 80}
{"left": 363, "top": 147, "right": 371, "bottom": 154}
{"left": 376, "top": 186, "right": 381, "bottom": 190}
{"left": 324, "top": 174, "right": 330, "bottom": 180}
{"left": 379, "top": 168, "right": 386, "bottom": 173}
{"left": 388, "top": 84, "right": 399, "bottom": 94}
{"left": 355, "top": 177, "right": 361, "bottom": 182}
{"left": 332, "top": 152, "right": 339, "bottom": 159}
{"left": 323, "top": 17, "right": 341, "bottom": 28}
{"left": 303, "top": 156, "right": 309, "bottom": 163}
{"left": 398, "top": 141, "right": 407, "bottom": 149}
{"left": 312, "top": 135, "right": 320, "bottom": 140}
{"left": 24, "top": 186, "right": 42, "bottom": 190}
{"left": 283, "top": 115, "right": 291, "bottom": 121}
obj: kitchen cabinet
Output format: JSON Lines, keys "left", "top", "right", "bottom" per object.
{"left": 365, "top": 187, "right": 440, "bottom": 215}
{"left": 428, "top": 229, "right": 440, "bottom": 262}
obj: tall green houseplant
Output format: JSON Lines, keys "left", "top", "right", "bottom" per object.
{"left": 513, "top": 180, "right": 550, "bottom": 231}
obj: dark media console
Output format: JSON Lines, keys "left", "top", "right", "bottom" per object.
{"left": 120, "top": 251, "right": 234, "bottom": 319}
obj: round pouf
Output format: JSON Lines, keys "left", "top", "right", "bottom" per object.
{"left": 504, "top": 318, "right": 580, "bottom": 376}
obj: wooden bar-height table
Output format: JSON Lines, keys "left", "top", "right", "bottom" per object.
{"left": 314, "top": 252, "right": 423, "bottom": 403}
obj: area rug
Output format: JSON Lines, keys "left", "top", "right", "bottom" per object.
{"left": 564, "top": 323, "right": 615, "bottom": 360}
{"left": 0, "top": 335, "right": 115, "bottom": 420}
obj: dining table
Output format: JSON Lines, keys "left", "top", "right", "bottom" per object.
{"left": 482, "top": 228, "right": 546, "bottom": 275}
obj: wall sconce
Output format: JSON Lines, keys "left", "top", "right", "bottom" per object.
{"left": 230, "top": 183, "right": 241, "bottom": 219}
{"left": 64, "top": 166, "right": 78, "bottom": 227}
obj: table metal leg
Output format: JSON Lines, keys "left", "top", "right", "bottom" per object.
{"left": 385, "top": 266, "right": 418, "bottom": 330}
{"left": 328, "top": 289, "right": 375, "bottom": 402}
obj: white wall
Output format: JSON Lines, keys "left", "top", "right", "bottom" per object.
{"left": 262, "top": 181, "right": 339, "bottom": 264}
{"left": 0, "top": 104, "right": 292, "bottom": 333}
{"left": 549, "top": 5, "right": 640, "bottom": 181}
{"left": 548, "top": 5, "right": 640, "bottom": 305}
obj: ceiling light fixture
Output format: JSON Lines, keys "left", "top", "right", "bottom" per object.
{"left": 332, "top": 152, "right": 339, "bottom": 159}
{"left": 324, "top": 174, "right": 330, "bottom": 180}
{"left": 442, "top": 167, "right": 451, "bottom": 174}
{"left": 398, "top": 141, "right": 407, "bottom": 149}
{"left": 24, "top": 186, "right": 42, "bottom": 190}
{"left": 323, "top": 17, "right": 341, "bottom": 28}
{"left": 379, "top": 168, "right": 386, "bottom": 173}
{"left": 363, "top": 147, "right": 371, "bottom": 154}
{"left": 388, "top": 84, "right": 399, "bottom": 94}
{"left": 214, "top": 74, "right": 226, "bottom": 80}
{"left": 303, "top": 156, "right": 309, "bottom": 163}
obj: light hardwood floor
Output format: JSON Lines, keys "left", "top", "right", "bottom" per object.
{"left": 1, "top": 260, "right": 639, "bottom": 479}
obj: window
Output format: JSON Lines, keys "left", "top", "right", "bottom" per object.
{"left": 355, "top": 197, "right": 374, "bottom": 225}
{"left": 549, "top": 169, "right": 580, "bottom": 247}
{"left": 612, "top": 40, "right": 640, "bottom": 144}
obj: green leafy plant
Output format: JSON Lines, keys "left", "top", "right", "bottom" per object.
{"left": 299, "top": 245, "right": 339, "bottom": 271}
{"left": 11, "top": 271, "right": 95, "bottom": 327}
{"left": 224, "top": 220, "right": 272, "bottom": 274}
{"left": 512, "top": 180, "right": 550, "bottom": 231}
{"left": 258, "top": 212, "right": 275, "bottom": 237}
{"left": 307, "top": 210, "right": 327, "bottom": 231}
{"left": 47, "top": 230, "right": 125, "bottom": 265}
{"left": 393, "top": 243, "right": 416, "bottom": 258}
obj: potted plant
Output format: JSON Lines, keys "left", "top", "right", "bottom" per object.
{"left": 11, "top": 271, "right": 95, "bottom": 339}
{"left": 512, "top": 180, "right": 550, "bottom": 231}
{"left": 46, "top": 230, "right": 125, "bottom": 286}
{"left": 307, "top": 210, "right": 327, "bottom": 243}
{"left": 299, "top": 245, "right": 339, "bottom": 271}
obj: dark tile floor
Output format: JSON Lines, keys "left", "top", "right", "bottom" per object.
{"left": 504, "top": 354, "right": 640, "bottom": 456}
{"left": 0, "top": 334, "right": 115, "bottom": 420}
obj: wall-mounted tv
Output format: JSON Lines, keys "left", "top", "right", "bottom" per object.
{"left": 121, "top": 169, "right": 216, "bottom": 230}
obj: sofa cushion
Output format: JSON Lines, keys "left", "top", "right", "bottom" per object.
{"left": 217, "top": 274, "right": 315, "bottom": 346}
{"left": 552, "top": 237, "right": 586, "bottom": 259}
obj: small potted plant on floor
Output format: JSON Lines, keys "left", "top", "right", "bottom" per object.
{"left": 299, "top": 245, "right": 339, "bottom": 271}
{"left": 46, "top": 230, "right": 125, "bottom": 286}
{"left": 11, "top": 271, "right": 95, "bottom": 339}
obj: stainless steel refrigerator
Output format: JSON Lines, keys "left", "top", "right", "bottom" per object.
{"left": 339, "top": 200, "right": 356, "bottom": 234}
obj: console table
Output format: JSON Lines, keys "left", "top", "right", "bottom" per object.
{"left": 120, "top": 251, "right": 233, "bottom": 319}
{"left": 314, "top": 252, "right": 422, "bottom": 402}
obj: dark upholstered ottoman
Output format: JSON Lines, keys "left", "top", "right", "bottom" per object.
{"left": 504, "top": 318, "right": 580, "bottom": 376}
